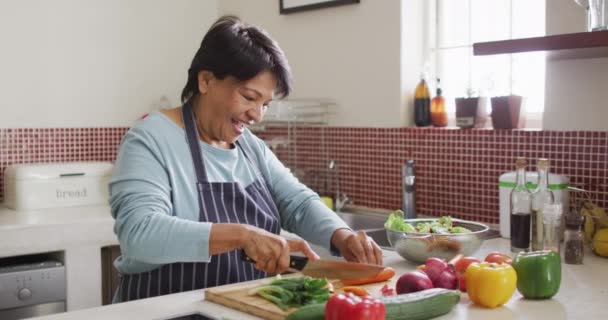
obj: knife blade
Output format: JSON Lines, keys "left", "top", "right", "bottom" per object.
{"left": 241, "top": 251, "right": 384, "bottom": 279}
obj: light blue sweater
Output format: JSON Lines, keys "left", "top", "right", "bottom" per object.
{"left": 109, "top": 112, "right": 349, "bottom": 274}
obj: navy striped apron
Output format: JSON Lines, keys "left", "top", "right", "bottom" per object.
{"left": 117, "top": 101, "right": 281, "bottom": 302}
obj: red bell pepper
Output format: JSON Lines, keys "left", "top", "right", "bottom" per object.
{"left": 325, "top": 292, "right": 386, "bottom": 320}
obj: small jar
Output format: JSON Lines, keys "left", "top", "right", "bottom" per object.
{"left": 564, "top": 214, "right": 585, "bottom": 264}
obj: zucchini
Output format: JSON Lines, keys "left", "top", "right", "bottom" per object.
{"left": 285, "top": 303, "right": 326, "bottom": 320}
{"left": 379, "top": 288, "right": 460, "bottom": 320}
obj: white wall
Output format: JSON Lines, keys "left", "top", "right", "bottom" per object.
{"left": 543, "top": 0, "right": 608, "bottom": 130}
{"left": 219, "top": 0, "right": 412, "bottom": 127}
{"left": 2, "top": 1, "right": 602, "bottom": 130}
{"left": 401, "top": 0, "right": 426, "bottom": 127}
{"left": 0, "top": 0, "right": 218, "bottom": 128}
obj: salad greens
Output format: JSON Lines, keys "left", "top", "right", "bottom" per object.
{"left": 249, "top": 276, "right": 330, "bottom": 311}
{"left": 384, "top": 210, "right": 472, "bottom": 234}
{"left": 384, "top": 210, "right": 416, "bottom": 232}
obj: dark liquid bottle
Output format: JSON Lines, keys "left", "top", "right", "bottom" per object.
{"left": 414, "top": 77, "right": 431, "bottom": 127}
{"left": 511, "top": 212, "right": 531, "bottom": 249}
{"left": 510, "top": 157, "right": 532, "bottom": 253}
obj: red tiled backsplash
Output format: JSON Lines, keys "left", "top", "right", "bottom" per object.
{"left": 0, "top": 128, "right": 128, "bottom": 202}
{"left": 1, "top": 127, "right": 606, "bottom": 225}
{"left": 257, "top": 127, "right": 608, "bottom": 225}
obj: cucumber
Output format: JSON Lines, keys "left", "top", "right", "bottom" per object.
{"left": 286, "top": 288, "right": 460, "bottom": 320}
{"left": 285, "top": 303, "right": 326, "bottom": 320}
{"left": 379, "top": 288, "right": 460, "bottom": 320}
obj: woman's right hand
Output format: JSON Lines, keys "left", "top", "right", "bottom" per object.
{"left": 240, "top": 225, "right": 319, "bottom": 274}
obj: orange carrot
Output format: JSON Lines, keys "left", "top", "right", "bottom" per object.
{"left": 340, "top": 267, "right": 396, "bottom": 286}
{"left": 343, "top": 286, "right": 370, "bottom": 297}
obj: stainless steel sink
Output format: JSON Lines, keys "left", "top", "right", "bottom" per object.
{"left": 364, "top": 228, "right": 392, "bottom": 248}
{"left": 336, "top": 210, "right": 387, "bottom": 231}
{"left": 336, "top": 209, "right": 393, "bottom": 249}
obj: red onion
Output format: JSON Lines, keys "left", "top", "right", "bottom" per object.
{"left": 433, "top": 265, "right": 459, "bottom": 290}
{"left": 396, "top": 271, "right": 434, "bottom": 294}
{"left": 423, "top": 258, "right": 448, "bottom": 284}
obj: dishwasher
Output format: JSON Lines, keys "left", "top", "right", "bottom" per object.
{"left": 0, "top": 254, "right": 66, "bottom": 320}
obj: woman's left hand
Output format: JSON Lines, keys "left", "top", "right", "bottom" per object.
{"left": 331, "top": 229, "right": 383, "bottom": 266}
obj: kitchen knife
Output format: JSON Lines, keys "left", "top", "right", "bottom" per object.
{"left": 241, "top": 251, "right": 384, "bottom": 279}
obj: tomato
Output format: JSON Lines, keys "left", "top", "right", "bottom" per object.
{"left": 484, "top": 252, "right": 513, "bottom": 265}
{"left": 453, "top": 256, "right": 480, "bottom": 291}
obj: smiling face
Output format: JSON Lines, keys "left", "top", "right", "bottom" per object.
{"left": 194, "top": 70, "right": 276, "bottom": 148}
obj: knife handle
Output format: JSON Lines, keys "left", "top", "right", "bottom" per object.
{"left": 240, "top": 250, "right": 309, "bottom": 270}
{"left": 288, "top": 255, "right": 308, "bottom": 270}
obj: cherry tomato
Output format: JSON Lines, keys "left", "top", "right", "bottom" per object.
{"left": 453, "top": 256, "right": 480, "bottom": 291}
{"left": 484, "top": 252, "right": 513, "bottom": 265}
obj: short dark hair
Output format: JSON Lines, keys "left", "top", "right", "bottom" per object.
{"left": 181, "top": 15, "right": 292, "bottom": 103}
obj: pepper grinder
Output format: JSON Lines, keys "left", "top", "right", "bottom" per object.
{"left": 564, "top": 213, "right": 585, "bottom": 264}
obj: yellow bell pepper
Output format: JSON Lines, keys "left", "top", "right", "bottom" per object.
{"left": 466, "top": 262, "right": 517, "bottom": 308}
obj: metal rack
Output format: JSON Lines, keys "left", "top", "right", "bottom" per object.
{"left": 250, "top": 99, "right": 334, "bottom": 181}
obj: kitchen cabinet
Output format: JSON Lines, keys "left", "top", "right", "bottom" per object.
{"left": 101, "top": 245, "right": 121, "bottom": 305}
{"left": 473, "top": 30, "right": 608, "bottom": 60}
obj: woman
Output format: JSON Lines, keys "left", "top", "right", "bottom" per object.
{"left": 110, "top": 15, "right": 383, "bottom": 302}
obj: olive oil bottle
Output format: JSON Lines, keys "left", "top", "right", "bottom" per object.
{"left": 531, "top": 159, "right": 555, "bottom": 251}
{"left": 414, "top": 75, "right": 431, "bottom": 127}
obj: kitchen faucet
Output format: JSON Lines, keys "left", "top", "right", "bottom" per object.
{"left": 329, "top": 160, "right": 351, "bottom": 212}
{"left": 402, "top": 160, "right": 416, "bottom": 219}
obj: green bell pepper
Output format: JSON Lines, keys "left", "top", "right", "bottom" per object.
{"left": 512, "top": 250, "right": 561, "bottom": 299}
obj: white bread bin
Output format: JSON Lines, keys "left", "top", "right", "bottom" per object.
{"left": 3, "top": 162, "right": 113, "bottom": 211}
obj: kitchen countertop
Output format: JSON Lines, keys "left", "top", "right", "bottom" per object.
{"left": 33, "top": 238, "right": 608, "bottom": 320}
{"left": 0, "top": 205, "right": 117, "bottom": 252}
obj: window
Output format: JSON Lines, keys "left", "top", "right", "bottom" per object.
{"left": 426, "top": 0, "right": 546, "bottom": 126}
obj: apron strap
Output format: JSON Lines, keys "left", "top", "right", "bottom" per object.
{"left": 181, "top": 101, "right": 209, "bottom": 185}
{"left": 182, "top": 101, "right": 263, "bottom": 183}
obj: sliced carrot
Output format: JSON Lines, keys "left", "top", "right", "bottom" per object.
{"left": 343, "top": 286, "right": 370, "bottom": 297}
{"left": 340, "top": 267, "right": 396, "bottom": 286}
{"left": 417, "top": 264, "right": 425, "bottom": 271}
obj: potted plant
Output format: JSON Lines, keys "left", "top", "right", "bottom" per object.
{"left": 455, "top": 88, "right": 479, "bottom": 129}
{"left": 491, "top": 94, "right": 524, "bottom": 129}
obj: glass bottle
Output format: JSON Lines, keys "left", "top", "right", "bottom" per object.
{"left": 564, "top": 213, "right": 585, "bottom": 264}
{"left": 414, "top": 75, "right": 431, "bottom": 127}
{"left": 542, "top": 203, "right": 563, "bottom": 253}
{"left": 511, "top": 157, "right": 533, "bottom": 253}
{"left": 531, "top": 159, "right": 555, "bottom": 251}
{"left": 431, "top": 78, "right": 447, "bottom": 127}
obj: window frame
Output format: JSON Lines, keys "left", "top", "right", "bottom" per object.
{"left": 424, "top": 0, "right": 546, "bottom": 129}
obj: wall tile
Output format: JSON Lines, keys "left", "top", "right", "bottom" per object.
{"left": 259, "top": 127, "right": 608, "bottom": 224}
{"left": 0, "top": 128, "right": 128, "bottom": 202}
{"left": 1, "top": 126, "right": 606, "bottom": 226}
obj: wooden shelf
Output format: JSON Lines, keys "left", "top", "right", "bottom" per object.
{"left": 473, "top": 30, "right": 608, "bottom": 60}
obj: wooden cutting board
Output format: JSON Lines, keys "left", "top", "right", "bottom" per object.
{"left": 205, "top": 273, "right": 397, "bottom": 320}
